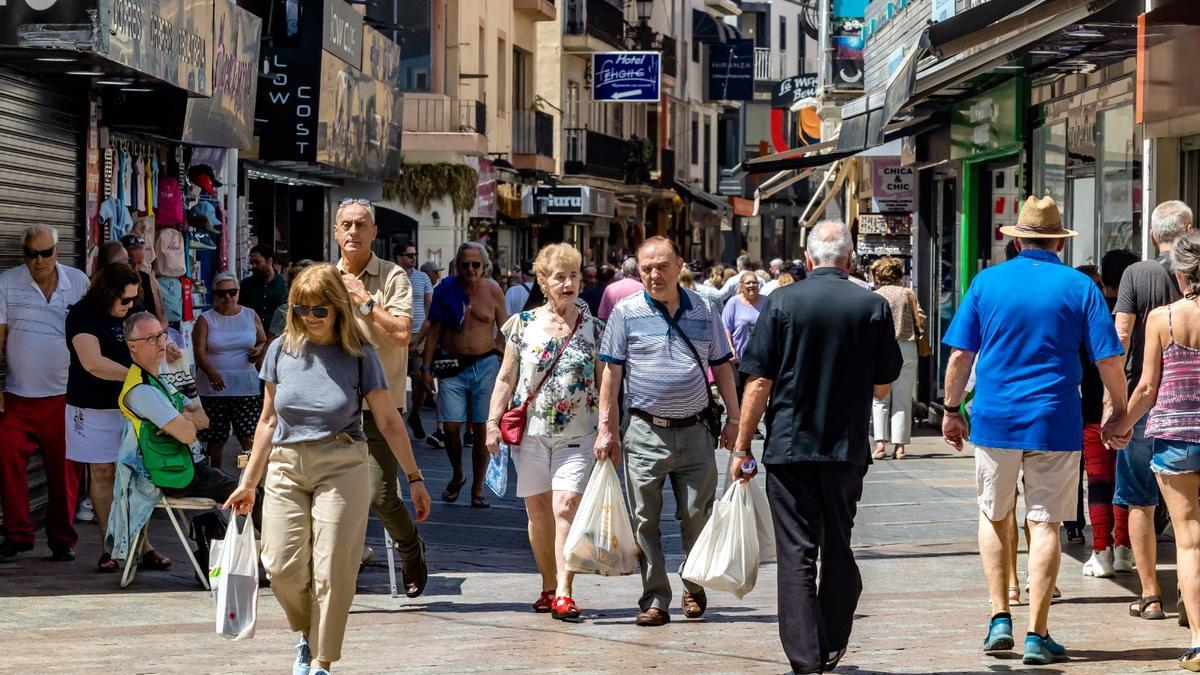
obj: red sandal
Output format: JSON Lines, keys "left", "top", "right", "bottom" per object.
{"left": 551, "top": 596, "right": 582, "bottom": 621}
{"left": 532, "top": 589, "right": 554, "bottom": 613}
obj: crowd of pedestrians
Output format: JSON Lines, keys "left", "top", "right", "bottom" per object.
{"left": 7, "top": 191, "right": 1200, "bottom": 673}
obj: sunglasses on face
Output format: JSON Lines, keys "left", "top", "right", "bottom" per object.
{"left": 23, "top": 246, "right": 55, "bottom": 259}
{"left": 399, "top": 251, "right": 416, "bottom": 258}
{"left": 213, "top": 289, "right": 239, "bottom": 299}
{"left": 459, "top": 261, "right": 482, "bottom": 270}
{"left": 129, "top": 331, "right": 168, "bottom": 344}
{"left": 118, "top": 294, "right": 139, "bottom": 306}
{"left": 293, "top": 304, "right": 330, "bottom": 319}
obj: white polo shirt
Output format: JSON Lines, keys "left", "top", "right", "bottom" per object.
{"left": 0, "top": 263, "right": 90, "bottom": 397}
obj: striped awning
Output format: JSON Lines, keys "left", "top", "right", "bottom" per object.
{"left": 693, "top": 10, "right": 742, "bottom": 44}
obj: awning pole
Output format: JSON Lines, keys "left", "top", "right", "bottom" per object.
{"left": 799, "top": 160, "right": 841, "bottom": 224}
{"left": 803, "top": 161, "right": 851, "bottom": 228}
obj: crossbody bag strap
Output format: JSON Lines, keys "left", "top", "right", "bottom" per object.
{"left": 520, "top": 313, "right": 582, "bottom": 408}
{"left": 907, "top": 288, "right": 924, "bottom": 339}
{"left": 651, "top": 301, "right": 719, "bottom": 410}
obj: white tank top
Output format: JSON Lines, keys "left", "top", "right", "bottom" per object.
{"left": 195, "top": 307, "right": 260, "bottom": 397}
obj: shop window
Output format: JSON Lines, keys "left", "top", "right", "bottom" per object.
{"left": 1098, "top": 105, "right": 1141, "bottom": 256}
{"left": 1033, "top": 122, "right": 1067, "bottom": 208}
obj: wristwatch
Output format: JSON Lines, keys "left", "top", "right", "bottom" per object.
{"left": 406, "top": 469, "right": 424, "bottom": 484}
{"left": 359, "top": 298, "right": 376, "bottom": 316}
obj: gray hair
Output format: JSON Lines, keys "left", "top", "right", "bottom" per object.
{"left": 335, "top": 197, "right": 377, "bottom": 223}
{"left": 1172, "top": 231, "right": 1200, "bottom": 298}
{"left": 211, "top": 272, "right": 239, "bottom": 288}
{"left": 620, "top": 256, "right": 639, "bottom": 278}
{"left": 22, "top": 224, "right": 58, "bottom": 247}
{"left": 454, "top": 241, "right": 492, "bottom": 277}
{"left": 736, "top": 254, "right": 751, "bottom": 271}
{"left": 808, "top": 220, "right": 854, "bottom": 265}
{"left": 1152, "top": 200, "right": 1193, "bottom": 247}
{"left": 122, "top": 311, "right": 159, "bottom": 341}
{"left": 769, "top": 258, "right": 784, "bottom": 271}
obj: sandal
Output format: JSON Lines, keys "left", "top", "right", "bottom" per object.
{"left": 532, "top": 589, "right": 554, "bottom": 613}
{"left": 441, "top": 478, "right": 466, "bottom": 503}
{"left": 96, "top": 552, "right": 118, "bottom": 573}
{"left": 894, "top": 447, "right": 906, "bottom": 460}
{"left": 551, "top": 596, "right": 583, "bottom": 622}
{"left": 471, "top": 495, "right": 490, "bottom": 509}
{"left": 1008, "top": 585, "right": 1021, "bottom": 605}
{"left": 872, "top": 446, "right": 887, "bottom": 460}
{"left": 138, "top": 549, "right": 173, "bottom": 571}
{"left": 1130, "top": 595, "right": 1166, "bottom": 620}
{"left": 1180, "top": 647, "right": 1200, "bottom": 672}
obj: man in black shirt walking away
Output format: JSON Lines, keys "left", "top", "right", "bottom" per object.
{"left": 734, "top": 220, "right": 902, "bottom": 674}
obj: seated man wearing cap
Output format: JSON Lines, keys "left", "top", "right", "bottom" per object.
{"left": 120, "top": 234, "right": 166, "bottom": 328}
{"left": 940, "top": 196, "right": 1129, "bottom": 665}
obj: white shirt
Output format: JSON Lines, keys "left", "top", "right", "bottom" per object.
{"left": 505, "top": 281, "right": 532, "bottom": 317}
{"left": 761, "top": 279, "right": 780, "bottom": 296}
{"left": 0, "top": 263, "right": 90, "bottom": 397}
{"left": 719, "top": 270, "right": 750, "bottom": 302}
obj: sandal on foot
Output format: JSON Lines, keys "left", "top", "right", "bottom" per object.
{"left": 96, "top": 552, "right": 118, "bottom": 573}
{"left": 532, "top": 589, "right": 554, "bottom": 613}
{"left": 872, "top": 447, "right": 887, "bottom": 460}
{"left": 894, "top": 448, "right": 906, "bottom": 460}
{"left": 441, "top": 478, "right": 466, "bottom": 503}
{"left": 551, "top": 596, "right": 583, "bottom": 621}
{"left": 1130, "top": 595, "right": 1166, "bottom": 620}
{"left": 1179, "top": 647, "right": 1200, "bottom": 672}
{"left": 471, "top": 495, "right": 490, "bottom": 509}
{"left": 138, "top": 550, "right": 172, "bottom": 571}
{"left": 1008, "top": 585, "right": 1021, "bottom": 605}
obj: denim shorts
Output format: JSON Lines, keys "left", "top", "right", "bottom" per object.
{"left": 437, "top": 354, "right": 500, "bottom": 424}
{"left": 1114, "top": 416, "right": 1159, "bottom": 507}
{"left": 1151, "top": 438, "right": 1200, "bottom": 476}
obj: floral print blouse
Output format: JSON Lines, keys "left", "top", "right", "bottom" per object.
{"left": 501, "top": 307, "right": 604, "bottom": 440}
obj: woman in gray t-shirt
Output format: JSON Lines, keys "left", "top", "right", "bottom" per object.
{"left": 223, "top": 263, "right": 430, "bottom": 672}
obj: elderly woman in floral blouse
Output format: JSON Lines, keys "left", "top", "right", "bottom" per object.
{"left": 486, "top": 243, "right": 604, "bottom": 622}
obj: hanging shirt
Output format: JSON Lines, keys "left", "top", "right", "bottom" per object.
{"left": 122, "top": 151, "right": 133, "bottom": 208}
{"left": 134, "top": 155, "right": 146, "bottom": 213}
{"left": 145, "top": 157, "right": 154, "bottom": 217}
{"left": 151, "top": 155, "right": 160, "bottom": 209}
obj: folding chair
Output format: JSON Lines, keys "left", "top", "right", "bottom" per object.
{"left": 120, "top": 496, "right": 218, "bottom": 590}
{"left": 383, "top": 530, "right": 399, "bottom": 598}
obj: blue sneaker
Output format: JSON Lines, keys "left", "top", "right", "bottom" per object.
{"left": 1023, "top": 633, "right": 1067, "bottom": 664}
{"left": 293, "top": 635, "right": 312, "bottom": 675}
{"left": 983, "top": 615, "right": 1014, "bottom": 652}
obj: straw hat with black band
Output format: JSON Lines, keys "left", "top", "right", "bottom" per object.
{"left": 1000, "top": 196, "right": 1077, "bottom": 239}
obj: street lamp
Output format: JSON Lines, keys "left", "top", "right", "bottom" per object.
{"left": 635, "top": 0, "right": 653, "bottom": 23}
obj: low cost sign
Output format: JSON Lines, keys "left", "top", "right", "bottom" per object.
{"left": 593, "top": 51, "right": 661, "bottom": 102}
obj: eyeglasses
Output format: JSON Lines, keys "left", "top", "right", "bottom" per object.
{"left": 292, "top": 304, "right": 330, "bottom": 319}
{"left": 129, "top": 331, "right": 168, "bottom": 344}
{"left": 23, "top": 246, "right": 55, "bottom": 259}
{"left": 118, "top": 294, "right": 139, "bottom": 306}
{"left": 459, "top": 261, "right": 482, "bottom": 270}
{"left": 399, "top": 251, "right": 416, "bottom": 258}
{"left": 213, "top": 289, "right": 239, "bottom": 299}
{"left": 338, "top": 197, "right": 373, "bottom": 208}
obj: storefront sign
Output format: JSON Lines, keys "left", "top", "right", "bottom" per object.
{"left": 532, "top": 185, "right": 615, "bottom": 218}
{"left": 322, "top": 0, "right": 362, "bottom": 69}
{"left": 182, "top": 0, "right": 262, "bottom": 149}
{"left": 362, "top": 24, "right": 399, "bottom": 86}
{"left": 467, "top": 157, "right": 497, "bottom": 219}
{"left": 105, "top": 0, "right": 216, "bottom": 97}
{"left": 871, "top": 158, "right": 914, "bottom": 212}
{"left": 592, "top": 51, "right": 661, "bottom": 103}
{"left": 256, "top": 47, "right": 322, "bottom": 162}
{"left": 770, "top": 74, "right": 818, "bottom": 109}
{"left": 315, "top": 51, "right": 401, "bottom": 178}
{"left": 0, "top": 0, "right": 93, "bottom": 46}
{"left": 950, "top": 79, "right": 1021, "bottom": 159}
{"left": 831, "top": 0, "right": 866, "bottom": 89}
{"left": 707, "top": 39, "right": 754, "bottom": 101}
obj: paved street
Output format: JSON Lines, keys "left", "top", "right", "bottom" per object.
{"left": 0, "top": 417, "right": 1190, "bottom": 673}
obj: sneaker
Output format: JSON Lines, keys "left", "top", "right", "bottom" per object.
{"left": 0, "top": 538, "right": 33, "bottom": 559}
{"left": 1114, "top": 545, "right": 1135, "bottom": 573}
{"left": 188, "top": 229, "right": 217, "bottom": 250}
{"left": 427, "top": 430, "right": 445, "bottom": 449}
{"left": 76, "top": 498, "right": 95, "bottom": 523}
{"left": 1082, "top": 547, "right": 1116, "bottom": 578}
{"left": 983, "top": 614, "right": 1014, "bottom": 652}
{"left": 293, "top": 634, "right": 312, "bottom": 675}
{"left": 1022, "top": 632, "right": 1066, "bottom": 665}
{"left": 407, "top": 412, "right": 427, "bottom": 441}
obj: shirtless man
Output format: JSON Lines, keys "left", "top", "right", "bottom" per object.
{"left": 421, "top": 241, "right": 506, "bottom": 508}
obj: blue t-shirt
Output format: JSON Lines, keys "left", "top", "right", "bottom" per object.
{"left": 943, "top": 249, "right": 1123, "bottom": 451}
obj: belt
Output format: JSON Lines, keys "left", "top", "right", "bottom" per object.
{"left": 630, "top": 408, "right": 704, "bottom": 429}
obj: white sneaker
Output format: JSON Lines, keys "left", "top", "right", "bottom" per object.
{"left": 1114, "top": 545, "right": 1135, "bottom": 573}
{"left": 75, "top": 498, "right": 94, "bottom": 523}
{"left": 1082, "top": 547, "right": 1116, "bottom": 578}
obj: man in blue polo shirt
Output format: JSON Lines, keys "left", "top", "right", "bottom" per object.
{"left": 597, "top": 236, "right": 741, "bottom": 627}
{"left": 942, "top": 196, "right": 1129, "bottom": 665}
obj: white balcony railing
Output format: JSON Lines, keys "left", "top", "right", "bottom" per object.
{"left": 754, "top": 47, "right": 778, "bottom": 81}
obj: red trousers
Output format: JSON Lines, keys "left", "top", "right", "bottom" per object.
{"left": 1083, "top": 422, "right": 1129, "bottom": 551}
{"left": 0, "top": 394, "right": 79, "bottom": 547}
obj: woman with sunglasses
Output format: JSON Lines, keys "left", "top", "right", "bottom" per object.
{"left": 65, "top": 263, "right": 170, "bottom": 572}
{"left": 224, "top": 264, "right": 431, "bottom": 675}
{"left": 193, "top": 272, "right": 267, "bottom": 470}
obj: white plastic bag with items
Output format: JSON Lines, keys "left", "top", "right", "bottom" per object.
{"left": 745, "top": 477, "right": 776, "bottom": 561}
{"left": 213, "top": 515, "right": 258, "bottom": 640}
{"left": 563, "top": 459, "right": 639, "bottom": 576}
{"left": 681, "top": 480, "right": 762, "bottom": 599}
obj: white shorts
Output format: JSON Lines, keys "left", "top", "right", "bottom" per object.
{"left": 975, "top": 445, "right": 1080, "bottom": 523}
{"left": 512, "top": 433, "right": 596, "bottom": 498}
{"left": 65, "top": 405, "right": 125, "bottom": 464}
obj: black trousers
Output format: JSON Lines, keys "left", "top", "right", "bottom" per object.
{"left": 163, "top": 462, "right": 262, "bottom": 530}
{"left": 766, "top": 461, "right": 867, "bottom": 674}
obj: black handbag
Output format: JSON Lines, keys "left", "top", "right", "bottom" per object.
{"left": 650, "top": 302, "right": 725, "bottom": 441}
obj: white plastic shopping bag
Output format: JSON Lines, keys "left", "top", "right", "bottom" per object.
{"left": 563, "top": 459, "right": 639, "bottom": 576}
{"left": 485, "top": 444, "right": 509, "bottom": 497}
{"left": 745, "top": 478, "right": 776, "bottom": 561}
{"left": 213, "top": 515, "right": 258, "bottom": 640}
{"left": 681, "top": 480, "right": 761, "bottom": 599}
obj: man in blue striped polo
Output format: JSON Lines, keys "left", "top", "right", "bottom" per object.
{"left": 596, "top": 236, "right": 741, "bottom": 627}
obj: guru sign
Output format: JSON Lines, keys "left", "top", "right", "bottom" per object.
{"left": 592, "top": 51, "right": 661, "bottom": 103}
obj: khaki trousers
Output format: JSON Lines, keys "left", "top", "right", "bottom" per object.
{"left": 260, "top": 436, "right": 371, "bottom": 663}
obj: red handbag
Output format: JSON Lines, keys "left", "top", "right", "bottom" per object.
{"left": 500, "top": 314, "right": 582, "bottom": 445}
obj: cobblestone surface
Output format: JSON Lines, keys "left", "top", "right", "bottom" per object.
{"left": 0, "top": 419, "right": 1190, "bottom": 673}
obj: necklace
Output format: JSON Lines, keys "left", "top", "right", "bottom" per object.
{"left": 543, "top": 304, "right": 574, "bottom": 331}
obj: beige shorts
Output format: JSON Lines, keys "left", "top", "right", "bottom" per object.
{"left": 975, "top": 445, "right": 1080, "bottom": 523}
{"left": 512, "top": 433, "right": 596, "bottom": 498}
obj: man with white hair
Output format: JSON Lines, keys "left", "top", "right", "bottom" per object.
{"left": 0, "top": 225, "right": 90, "bottom": 560}
{"left": 1111, "top": 199, "right": 1194, "bottom": 623}
{"left": 732, "top": 220, "right": 901, "bottom": 673}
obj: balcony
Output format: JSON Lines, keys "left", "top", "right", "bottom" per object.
{"left": 514, "top": 0, "right": 556, "bottom": 21}
{"left": 754, "top": 47, "right": 779, "bottom": 81}
{"left": 705, "top": 0, "right": 742, "bottom": 17}
{"left": 661, "top": 35, "right": 678, "bottom": 84}
{"left": 512, "top": 109, "right": 554, "bottom": 173}
{"left": 564, "top": 128, "right": 626, "bottom": 181}
{"left": 563, "top": 0, "right": 626, "bottom": 52}
{"left": 400, "top": 95, "right": 489, "bottom": 159}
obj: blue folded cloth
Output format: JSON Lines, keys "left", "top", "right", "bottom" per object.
{"left": 430, "top": 276, "right": 469, "bottom": 330}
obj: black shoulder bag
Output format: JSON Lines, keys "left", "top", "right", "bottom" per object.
{"left": 651, "top": 302, "right": 725, "bottom": 441}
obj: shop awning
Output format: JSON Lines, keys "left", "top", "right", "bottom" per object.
{"left": 926, "top": 0, "right": 1042, "bottom": 56}
{"left": 673, "top": 178, "right": 727, "bottom": 212}
{"left": 693, "top": 10, "right": 742, "bottom": 44}
{"left": 737, "top": 114, "right": 936, "bottom": 175}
